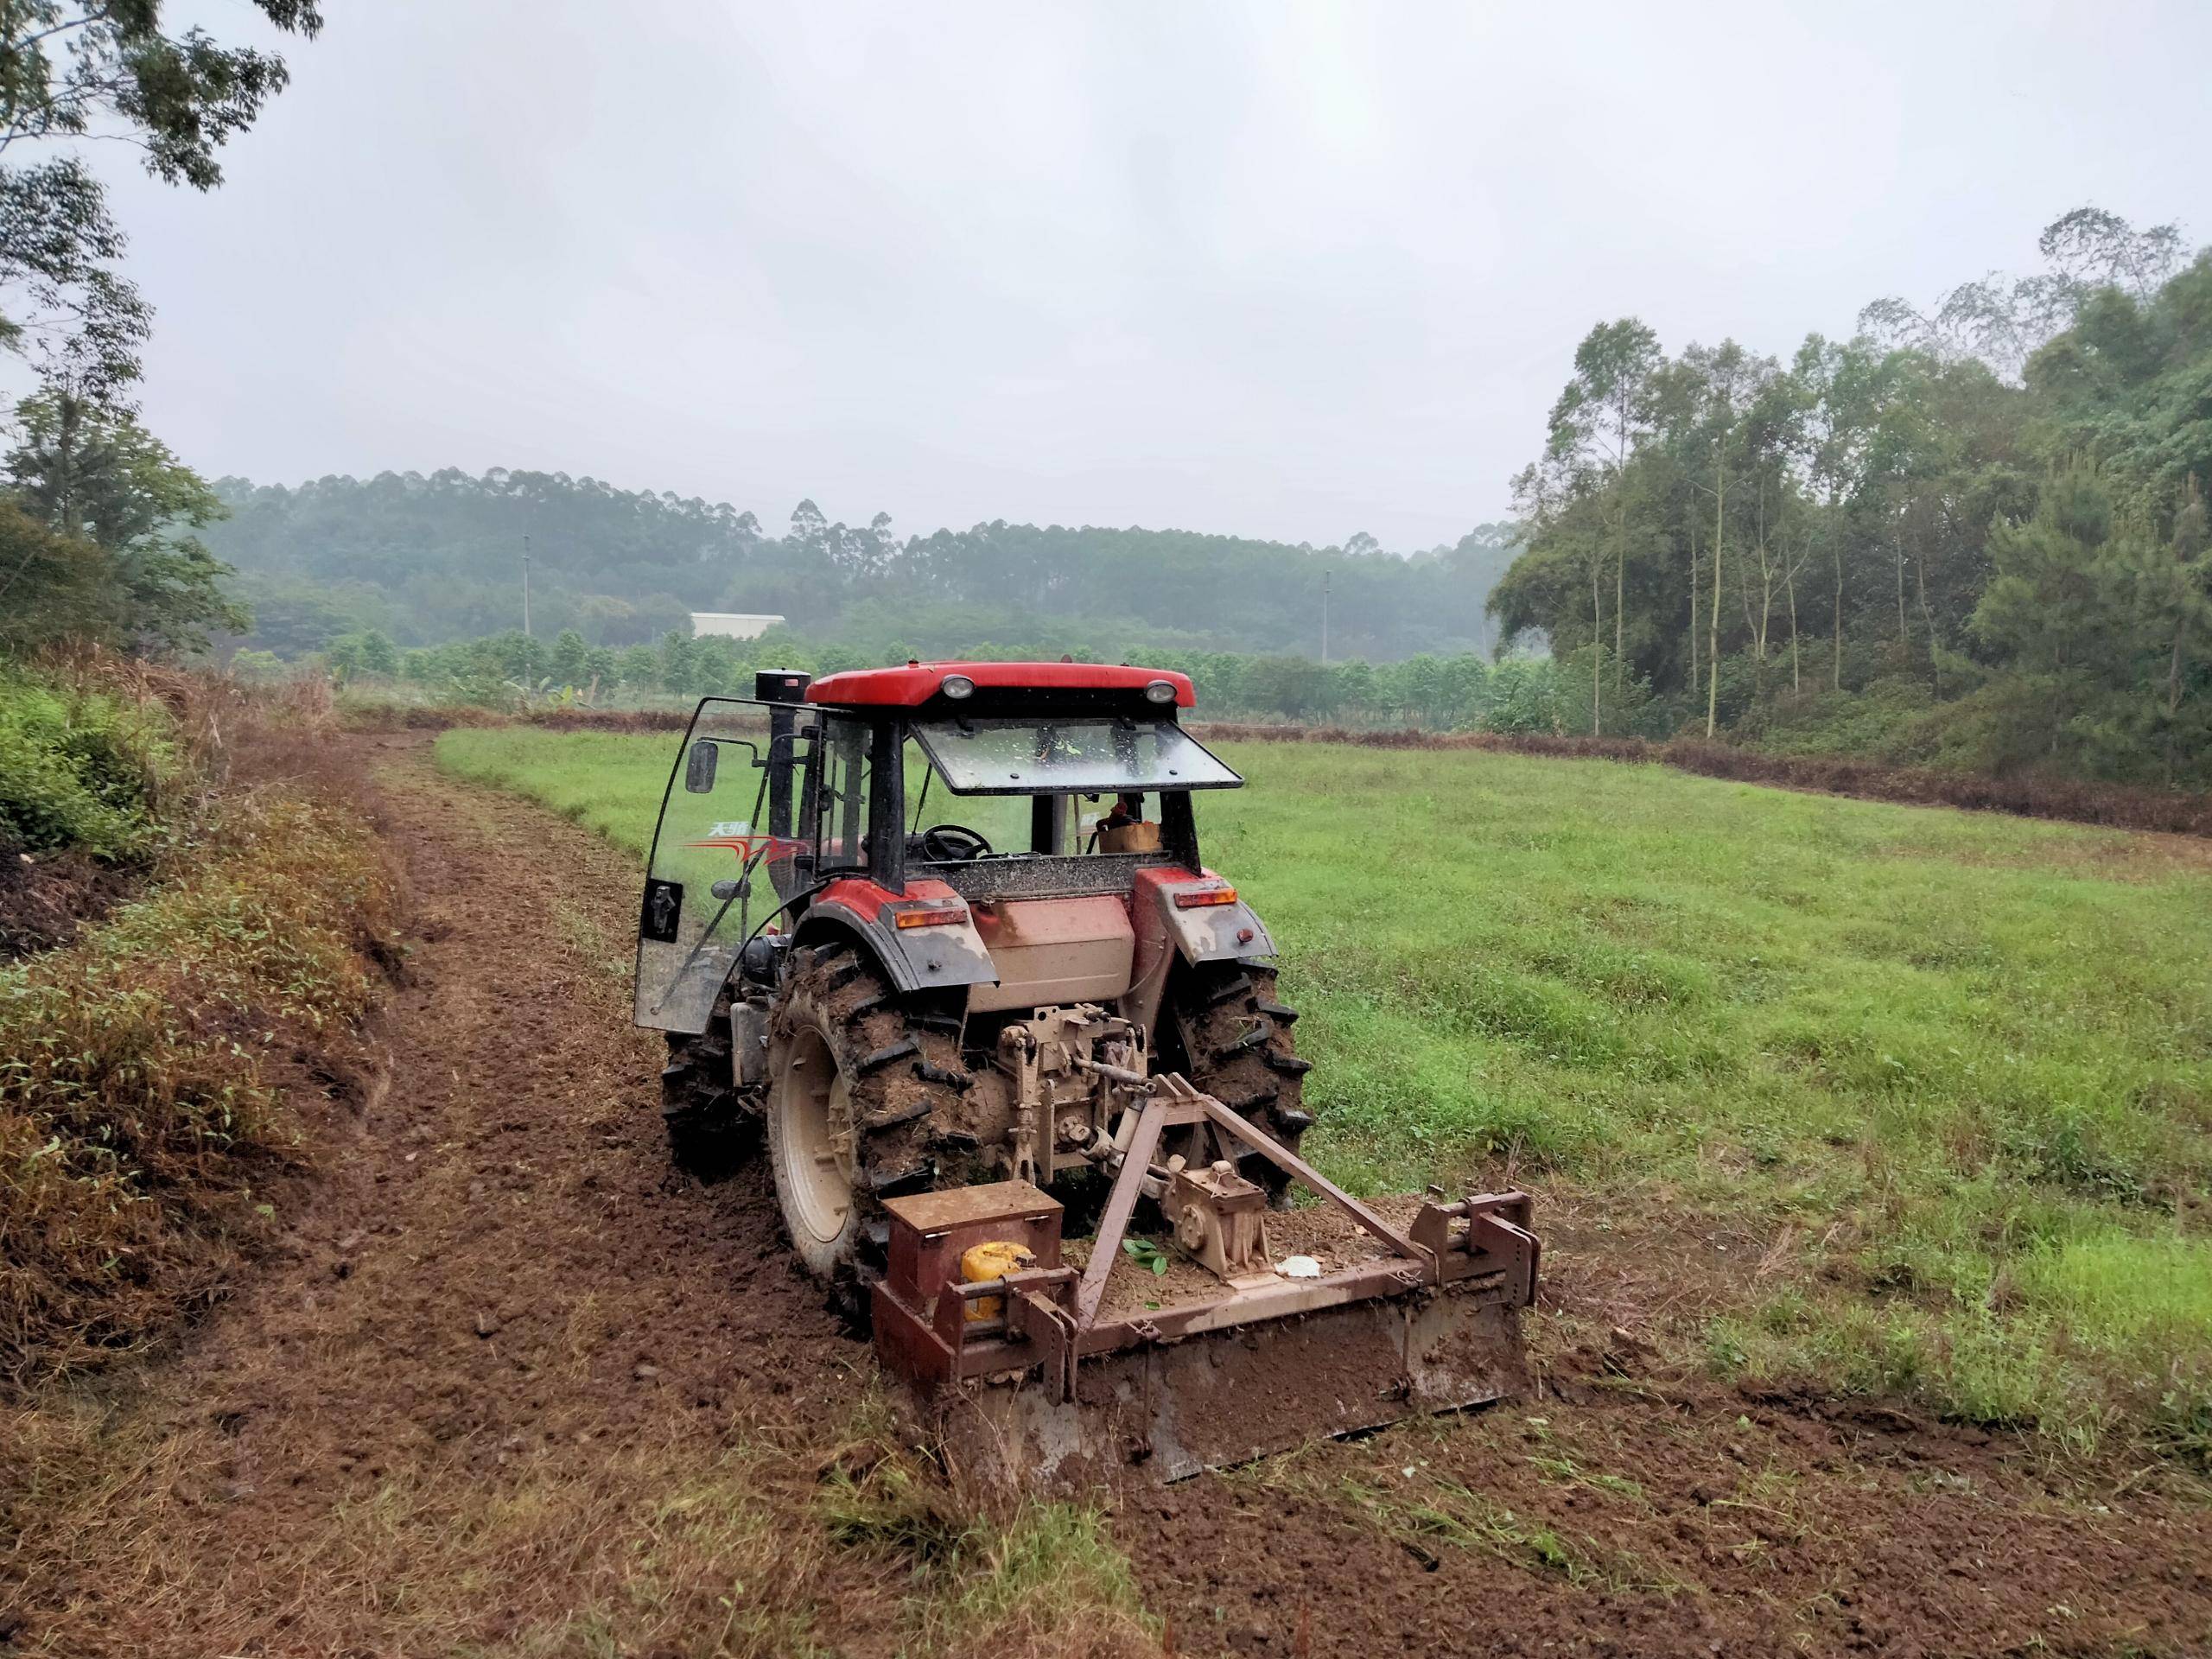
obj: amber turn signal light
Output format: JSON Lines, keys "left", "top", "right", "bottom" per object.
{"left": 893, "top": 905, "right": 968, "bottom": 929}
{"left": 1172, "top": 886, "right": 1236, "bottom": 909}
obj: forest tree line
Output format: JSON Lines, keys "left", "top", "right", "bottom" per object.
{"left": 292, "top": 620, "right": 1584, "bottom": 732}
{"left": 1491, "top": 208, "right": 2212, "bottom": 786}
{"left": 202, "top": 473, "right": 1518, "bottom": 664}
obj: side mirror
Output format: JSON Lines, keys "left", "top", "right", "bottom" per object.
{"left": 684, "top": 739, "right": 720, "bottom": 794}
{"left": 710, "top": 877, "right": 750, "bottom": 901}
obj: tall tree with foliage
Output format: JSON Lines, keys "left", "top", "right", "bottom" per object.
{"left": 0, "top": 1, "right": 322, "bottom": 396}
{"left": 1669, "top": 340, "right": 1777, "bottom": 735}
{"left": 1860, "top": 209, "right": 2187, "bottom": 383}
{"left": 1540, "top": 319, "right": 1662, "bottom": 728}
{"left": 0, "top": 2, "right": 322, "bottom": 658}
{"left": 4, "top": 392, "right": 243, "bottom": 651}
{"left": 1790, "top": 336, "right": 1906, "bottom": 690}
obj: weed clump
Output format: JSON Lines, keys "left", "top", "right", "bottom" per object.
{"left": 820, "top": 1429, "right": 1159, "bottom": 1658}
{"left": 0, "top": 787, "right": 397, "bottom": 1385}
{"left": 0, "top": 670, "right": 177, "bottom": 861}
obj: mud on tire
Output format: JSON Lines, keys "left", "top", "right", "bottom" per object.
{"left": 765, "top": 941, "right": 970, "bottom": 1319}
{"left": 1167, "top": 961, "right": 1313, "bottom": 1197}
{"left": 661, "top": 986, "right": 748, "bottom": 1177}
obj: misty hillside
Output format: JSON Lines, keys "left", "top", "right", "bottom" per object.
{"left": 204, "top": 471, "right": 1517, "bottom": 662}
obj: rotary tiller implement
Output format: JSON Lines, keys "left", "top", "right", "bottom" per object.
{"left": 872, "top": 1074, "right": 1538, "bottom": 1486}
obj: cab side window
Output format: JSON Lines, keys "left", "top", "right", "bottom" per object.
{"left": 816, "top": 715, "right": 871, "bottom": 872}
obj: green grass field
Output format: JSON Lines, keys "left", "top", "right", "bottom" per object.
{"left": 435, "top": 726, "right": 2212, "bottom": 1459}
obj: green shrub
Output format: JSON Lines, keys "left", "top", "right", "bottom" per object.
{"left": 0, "top": 674, "right": 175, "bottom": 860}
{"left": 1744, "top": 681, "right": 1936, "bottom": 761}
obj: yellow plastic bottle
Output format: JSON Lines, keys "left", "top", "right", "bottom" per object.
{"left": 959, "top": 1240, "right": 1034, "bottom": 1320}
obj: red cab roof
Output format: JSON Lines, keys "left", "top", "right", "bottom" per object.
{"left": 805, "top": 661, "right": 1196, "bottom": 709}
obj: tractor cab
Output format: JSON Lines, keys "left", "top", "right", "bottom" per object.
{"left": 795, "top": 659, "right": 1241, "bottom": 888}
{"left": 634, "top": 663, "right": 1260, "bottom": 1041}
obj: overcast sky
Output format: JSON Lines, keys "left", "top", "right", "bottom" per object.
{"left": 92, "top": 0, "right": 2211, "bottom": 550}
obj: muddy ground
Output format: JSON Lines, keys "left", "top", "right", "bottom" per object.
{"left": 7, "top": 733, "right": 2209, "bottom": 1656}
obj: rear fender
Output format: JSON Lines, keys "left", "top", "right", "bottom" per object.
{"left": 795, "top": 877, "right": 997, "bottom": 997}
{"left": 1125, "top": 868, "right": 1276, "bottom": 1033}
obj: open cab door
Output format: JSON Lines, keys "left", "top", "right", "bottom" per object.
{"left": 633, "top": 697, "right": 811, "bottom": 1034}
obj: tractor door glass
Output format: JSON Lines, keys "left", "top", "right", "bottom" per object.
{"left": 813, "top": 715, "right": 872, "bottom": 874}
{"left": 911, "top": 716, "right": 1240, "bottom": 795}
{"left": 635, "top": 697, "right": 774, "bottom": 1035}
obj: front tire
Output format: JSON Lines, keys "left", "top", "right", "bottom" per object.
{"left": 662, "top": 987, "right": 747, "bottom": 1178}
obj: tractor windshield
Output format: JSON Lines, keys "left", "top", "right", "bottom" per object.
{"left": 910, "top": 715, "right": 1239, "bottom": 795}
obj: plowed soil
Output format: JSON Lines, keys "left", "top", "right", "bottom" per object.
{"left": 9, "top": 733, "right": 2210, "bottom": 1657}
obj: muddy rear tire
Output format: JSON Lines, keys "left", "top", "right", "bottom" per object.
{"left": 1167, "top": 961, "right": 1313, "bottom": 1198}
{"left": 765, "top": 944, "right": 969, "bottom": 1314}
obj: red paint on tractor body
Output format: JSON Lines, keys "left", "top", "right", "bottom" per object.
{"left": 805, "top": 661, "right": 1195, "bottom": 709}
{"left": 815, "top": 875, "right": 963, "bottom": 921}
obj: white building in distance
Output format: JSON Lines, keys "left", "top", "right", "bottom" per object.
{"left": 690, "top": 612, "right": 787, "bottom": 641}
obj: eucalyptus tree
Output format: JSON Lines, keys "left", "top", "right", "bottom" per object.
{"left": 2017, "top": 207, "right": 2189, "bottom": 337}
{"left": 1542, "top": 320, "right": 1663, "bottom": 710}
{"left": 1507, "top": 448, "right": 1611, "bottom": 733}
{"left": 1729, "top": 365, "right": 1814, "bottom": 695}
{"left": 0, "top": 1, "right": 322, "bottom": 397}
{"left": 1859, "top": 207, "right": 2186, "bottom": 384}
{"left": 1791, "top": 336, "right": 1907, "bottom": 690}
{"left": 1664, "top": 341, "right": 1777, "bottom": 734}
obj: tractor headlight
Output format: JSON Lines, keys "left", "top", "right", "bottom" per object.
{"left": 1144, "top": 679, "right": 1176, "bottom": 703}
{"left": 941, "top": 674, "right": 976, "bottom": 700}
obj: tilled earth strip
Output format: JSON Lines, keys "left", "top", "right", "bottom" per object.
{"left": 14, "top": 736, "right": 927, "bottom": 1656}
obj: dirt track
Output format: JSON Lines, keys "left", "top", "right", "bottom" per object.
{"left": 12, "top": 734, "right": 2211, "bottom": 1656}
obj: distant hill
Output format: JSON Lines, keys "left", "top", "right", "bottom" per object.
{"left": 201, "top": 468, "right": 1517, "bottom": 661}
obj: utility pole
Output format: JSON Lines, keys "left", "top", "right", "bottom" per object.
{"left": 522, "top": 533, "right": 532, "bottom": 638}
{"left": 1321, "top": 570, "right": 1331, "bottom": 664}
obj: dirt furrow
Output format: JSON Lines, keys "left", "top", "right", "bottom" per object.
{"left": 16, "top": 735, "right": 912, "bottom": 1656}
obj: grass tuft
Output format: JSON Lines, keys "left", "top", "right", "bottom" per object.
{"left": 813, "top": 1395, "right": 1159, "bottom": 1657}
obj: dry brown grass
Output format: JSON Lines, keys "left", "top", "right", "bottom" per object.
{"left": 338, "top": 698, "right": 695, "bottom": 734}
{"left": 0, "top": 1389, "right": 1160, "bottom": 1658}
{"left": 0, "top": 662, "right": 401, "bottom": 1389}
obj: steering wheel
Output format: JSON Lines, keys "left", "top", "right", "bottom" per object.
{"left": 920, "top": 823, "right": 993, "bottom": 861}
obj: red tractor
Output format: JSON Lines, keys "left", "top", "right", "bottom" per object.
{"left": 635, "top": 662, "right": 1536, "bottom": 1483}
